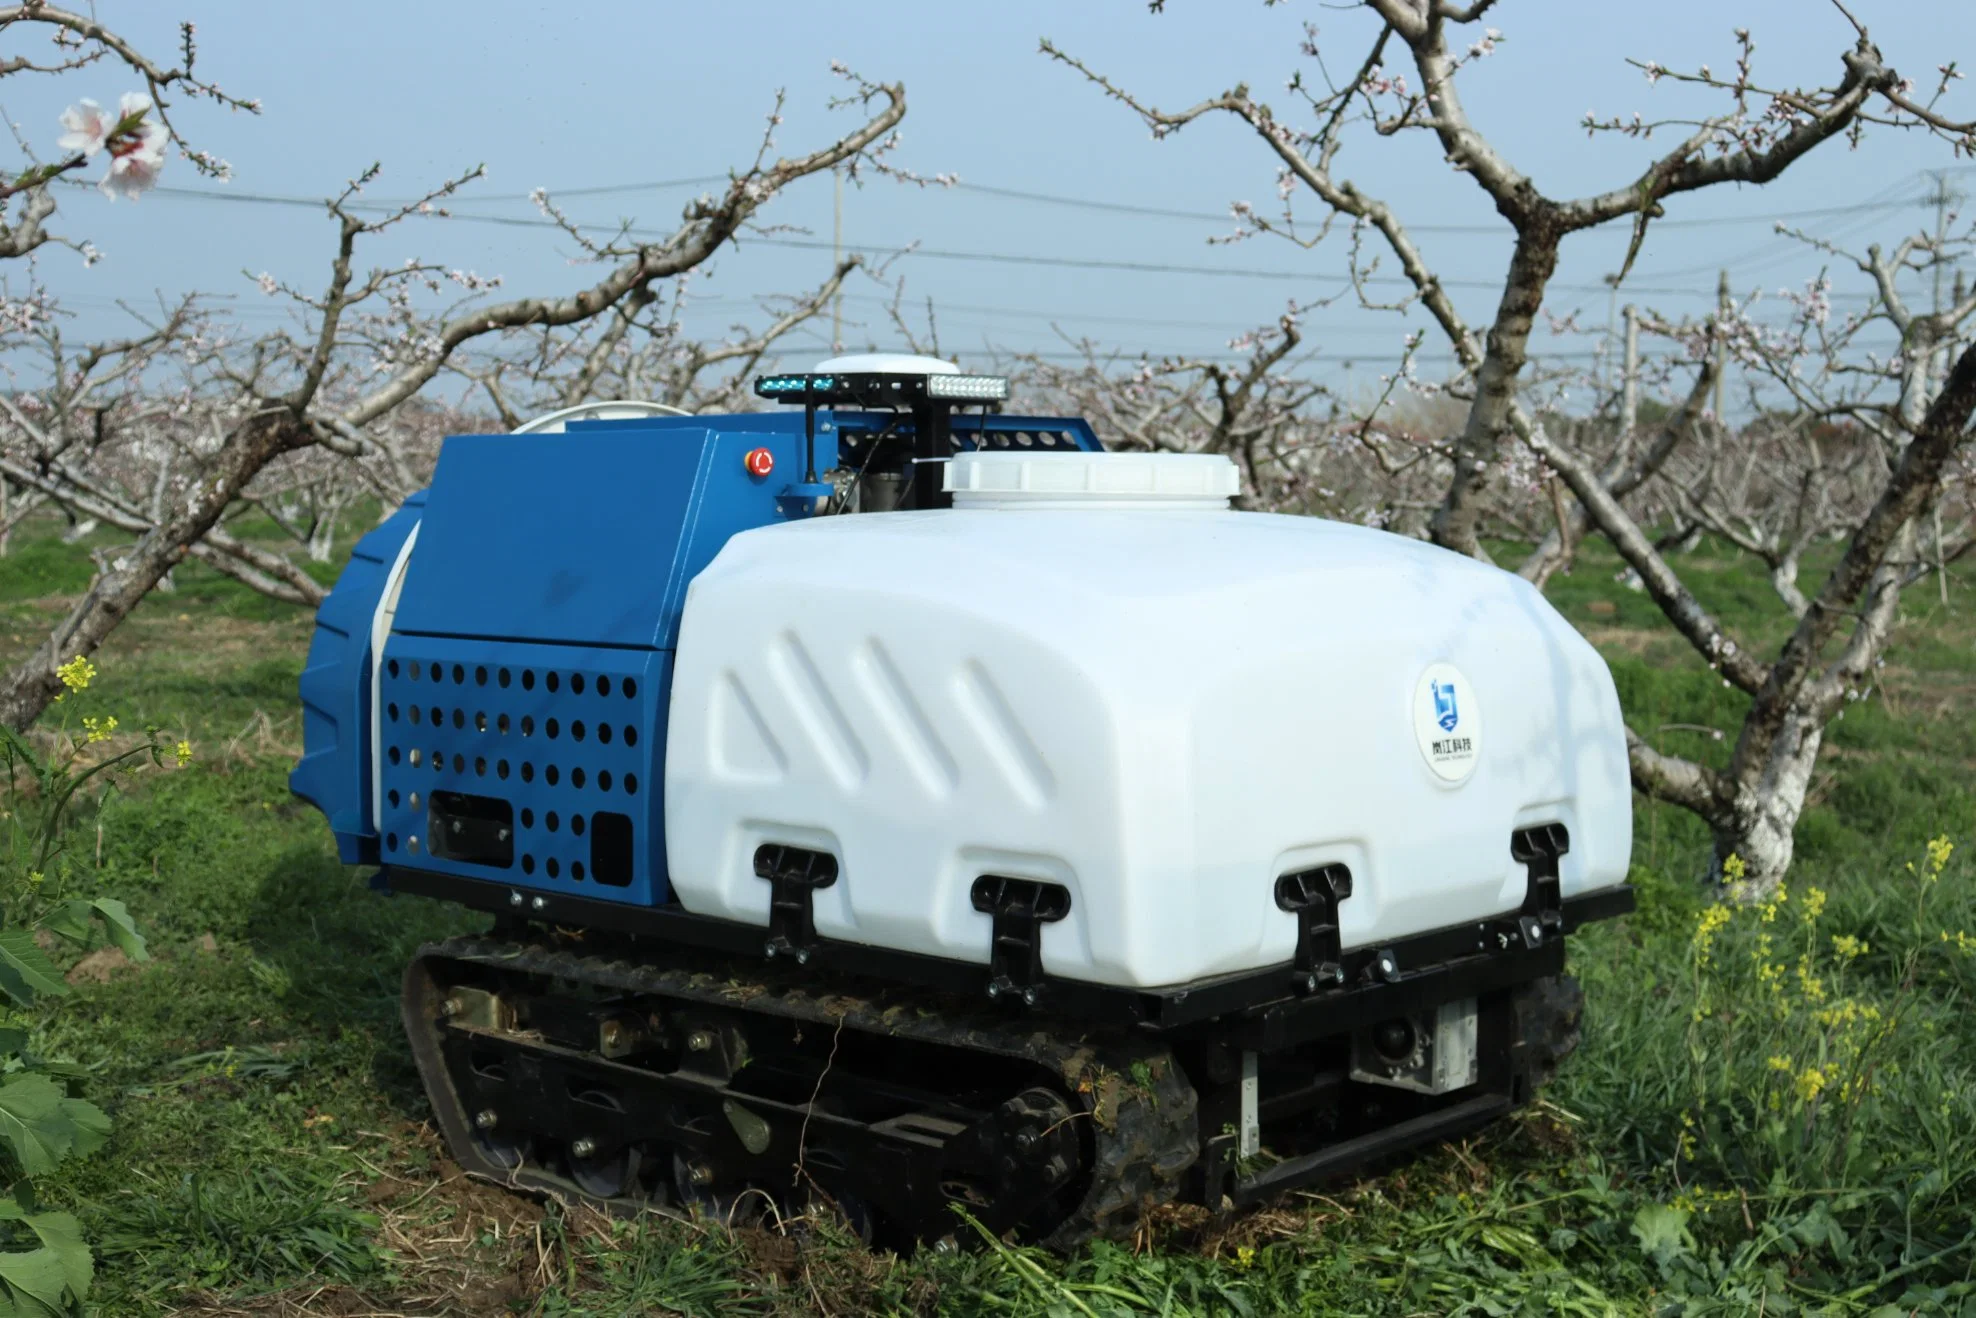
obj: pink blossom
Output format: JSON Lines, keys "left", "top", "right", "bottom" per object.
{"left": 57, "top": 99, "right": 114, "bottom": 157}
{"left": 256, "top": 272, "right": 279, "bottom": 296}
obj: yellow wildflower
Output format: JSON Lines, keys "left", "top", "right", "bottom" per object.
{"left": 1721, "top": 853, "right": 1747, "bottom": 884}
{"left": 1830, "top": 934, "right": 1868, "bottom": 960}
{"left": 80, "top": 714, "right": 117, "bottom": 745}
{"left": 1795, "top": 1067, "right": 1828, "bottom": 1103}
{"left": 1926, "top": 834, "right": 1954, "bottom": 881}
{"left": 1767, "top": 1055, "right": 1793, "bottom": 1072}
{"left": 173, "top": 739, "right": 193, "bottom": 767}
{"left": 1796, "top": 955, "right": 1826, "bottom": 1004}
{"left": 1799, "top": 886, "right": 1827, "bottom": 922}
{"left": 1235, "top": 1245, "right": 1257, "bottom": 1269}
{"left": 1692, "top": 904, "right": 1732, "bottom": 964}
{"left": 1759, "top": 884, "right": 1789, "bottom": 923}
{"left": 55, "top": 655, "right": 95, "bottom": 692}
{"left": 24, "top": 871, "right": 43, "bottom": 888}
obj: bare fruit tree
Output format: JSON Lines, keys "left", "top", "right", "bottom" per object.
{"left": 1048, "top": 1, "right": 1976, "bottom": 893}
{"left": 0, "top": 64, "right": 909, "bottom": 732}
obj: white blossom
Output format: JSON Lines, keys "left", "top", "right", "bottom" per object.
{"left": 57, "top": 99, "right": 114, "bottom": 157}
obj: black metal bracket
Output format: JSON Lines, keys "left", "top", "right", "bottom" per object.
{"left": 754, "top": 845, "right": 840, "bottom": 963}
{"left": 1510, "top": 824, "right": 1569, "bottom": 949}
{"left": 970, "top": 876, "right": 1071, "bottom": 1004}
{"left": 1276, "top": 863, "right": 1353, "bottom": 993}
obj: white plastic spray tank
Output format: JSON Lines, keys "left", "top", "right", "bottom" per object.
{"left": 663, "top": 450, "right": 1631, "bottom": 990}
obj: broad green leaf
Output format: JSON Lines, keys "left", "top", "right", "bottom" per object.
{"left": 0, "top": 1247, "right": 69, "bottom": 1309}
{"left": 1629, "top": 1204, "right": 1693, "bottom": 1267}
{"left": 57, "top": 1101, "right": 106, "bottom": 1161}
{"left": 20, "top": 1212, "right": 87, "bottom": 1299}
{"left": 34, "top": 907, "right": 89, "bottom": 948}
{"left": 0, "top": 1079, "right": 70, "bottom": 1178}
{"left": 0, "top": 1033, "right": 27, "bottom": 1064}
{"left": 89, "top": 900, "right": 146, "bottom": 962}
{"left": 0, "top": 937, "right": 64, "bottom": 1009}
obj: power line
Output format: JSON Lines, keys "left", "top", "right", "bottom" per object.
{"left": 139, "top": 182, "right": 1856, "bottom": 300}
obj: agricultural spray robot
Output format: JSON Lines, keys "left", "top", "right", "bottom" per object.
{"left": 291, "top": 354, "right": 1634, "bottom": 1248}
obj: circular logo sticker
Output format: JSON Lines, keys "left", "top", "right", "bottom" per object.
{"left": 1412, "top": 663, "right": 1481, "bottom": 784}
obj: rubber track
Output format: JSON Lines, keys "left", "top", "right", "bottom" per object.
{"left": 407, "top": 933, "right": 1201, "bottom": 1246}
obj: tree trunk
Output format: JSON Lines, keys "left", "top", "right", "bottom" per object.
{"left": 1713, "top": 702, "right": 1825, "bottom": 899}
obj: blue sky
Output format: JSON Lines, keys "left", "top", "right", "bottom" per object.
{"left": 11, "top": 0, "right": 1975, "bottom": 399}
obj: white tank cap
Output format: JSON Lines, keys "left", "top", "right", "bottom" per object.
{"left": 813, "top": 352, "right": 960, "bottom": 375}
{"left": 944, "top": 450, "right": 1241, "bottom": 510}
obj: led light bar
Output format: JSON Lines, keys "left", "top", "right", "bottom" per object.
{"left": 924, "top": 373, "right": 1011, "bottom": 402}
{"left": 755, "top": 374, "right": 835, "bottom": 397}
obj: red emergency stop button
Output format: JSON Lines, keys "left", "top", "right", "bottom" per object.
{"left": 744, "top": 447, "right": 775, "bottom": 477}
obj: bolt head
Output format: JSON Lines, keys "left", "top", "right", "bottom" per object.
{"left": 1021, "top": 986, "right": 1038, "bottom": 1006}
{"left": 441, "top": 997, "right": 463, "bottom": 1018}
{"left": 530, "top": 896, "right": 547, "bottom": 912}
{"left": 794, "top": 948, "right": 811, "bottom": 965}
{"left": 985, "top": 982, "right": 1002, "bottom": 999}
{"left": 687, "top": 1030, "right": 714, "bottom": 1052}
{"left": 474, "top": 1108, "right": 498, "bottom": 1130}
{"left": 689, "top": 1163, "right": 715, "bottom": 1186}
{"left": 509, "top": 891, "right": 524, "bottom": 907}
{"left": 570, "top": 1137, "right": 597, "bottom": 1159}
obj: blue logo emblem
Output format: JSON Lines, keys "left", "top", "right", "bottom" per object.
{"left": 1432, "top": 679, "right": 1460, "bottom": 733}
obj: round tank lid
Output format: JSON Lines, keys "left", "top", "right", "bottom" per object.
{"left": 812, "top": 352, "right": 960, "bottom": 375}
{"left": 943, "top": 451, "right": 1241, "bottom": 509}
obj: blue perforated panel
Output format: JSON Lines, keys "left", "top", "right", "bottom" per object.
{"left": 374, "top": 638, "right": 669, "bottom": 906}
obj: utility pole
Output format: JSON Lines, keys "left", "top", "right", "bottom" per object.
{"left": 831, "top": 167, "right": 844, "bottom": 352}
{"left": 1713, "top": 269, "right": 1730, "bottom": 423}
{"left": 1621, "top": 303, "right": 1640, "bottom": 440}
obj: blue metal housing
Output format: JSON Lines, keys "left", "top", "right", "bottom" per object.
{"left": 292, "top": 404, "right": 1103, "bottom": 909}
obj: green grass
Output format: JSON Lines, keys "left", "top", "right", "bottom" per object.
{"left": 4, "top": 515, "right": 1976, "bottom": 1315}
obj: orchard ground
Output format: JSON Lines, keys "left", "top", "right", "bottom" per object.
{"left": 4, "top": 511, "right": 1975, "bottom": 1316}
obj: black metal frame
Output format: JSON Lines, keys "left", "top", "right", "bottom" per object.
{"left": 381, "top": 864, "right": 1632, "bottom": 1039}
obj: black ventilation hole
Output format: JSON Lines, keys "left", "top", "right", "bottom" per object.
{"left": 474, "top": 757, "right": 487, "bottom": 777}
{"left": 387, "top": 703, "right": 399, "bottom": 722}
{"left": 547, "top": 672, "right": 560, "bottom": 693}
{"left": 429, "top": 706, "right": 442, "bottom": 726}
{"left": 598, "top": 770, "right": 613, "bottom": 791}
{"left": 521, "top": 855, "right": 535, "bottom": 875}
{"left": 407, "top": 661, "right": 419, "bottom": 680}
{"left": 499, "top": 668, "right": 512, "bottom": 688}
{"left": 409, "top": 706, "right": 422, "bottom": 726}
{"left": 572, "top": 721, "right": 586, "bottom": 743}
{"left": 389, "top": 659, "right": 401, "bottom": 679}
{"left": 388, "top": 747, "right": 401, "bottom": 765}
{"left": 475, "top": 666, "right": 488, "bottom": 686}
{"left": 522, "top": 670, "right": 536, "bottom": 691}
{"left": 571, "top": 814, "right": 586, "bottom": 836}
{"left": 572, "top": 674, "right": 586, "bottom": 695}
{"left": 497, "top": 760, "right": 510, "bottom": 780}
{"left": 521, "top": 716, "right": 535, "bottom": 737}
{"left": 623, "top": 773, "right": 638, "bottom": 795}
{"left": 545, "top": 765, "right": 560, "bottom": 786}
{"left": 386, "top": 833, "right": 398, "bottom": 851}
{"left": 546, "top": 719, "right": 560, "bottom": 740}
{"left": 521, "top": 808, "right": 534, "bottom": 827}
{"left": 622, "top": 678, "right": 637, "bottom": 699}
{"left": 498, "top": 714, "right": 511, "bottom": 734}
{"left": 546, "top": 858, "right": 561, "bottom": 878}
{"left": 521, "top": 763, "right": 535, "bottom": 783}
{"left": 623, "top": 725, "right": 638, "bottom": 747}
{"left": 452, "top": 664, "right": 465, "bottom": 685}
{"left": 449, "top": 753, "right": 464, "bottom": 774}
{"left": 598, "top": 724, "right": 612, "bottom": 745}
{"left": 432, "top": 751, "right": 444, "bottom": 774}
{"left": 546, "top": 811, "right": 560, "bottom": 832}
{"left": 452, "top": 709, "right": 465, "bottom": 730}
{"left": 571, "top": 861, "right": 586, "bottom": 881}
{"left": 598, "top": 676, "right": 612, "bottom": 697}
{"left": 572, "top": 768, "right": 587, "bottom": 789}
{"left": 388, "top": 789, "right": 400, "bottom": 807}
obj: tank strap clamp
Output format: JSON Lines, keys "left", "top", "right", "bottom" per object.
{"left": 754, "top": 844, "right": 841, "bottom": 964}
{"left": 971, "top": 876, "right": 1072, "bottom": 1006}
{"left": 1510, "top": 824, "right": 1570, "bottom": 948}
{"left": 1276, "top": 863, "right": 1354, "bottom": 994}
